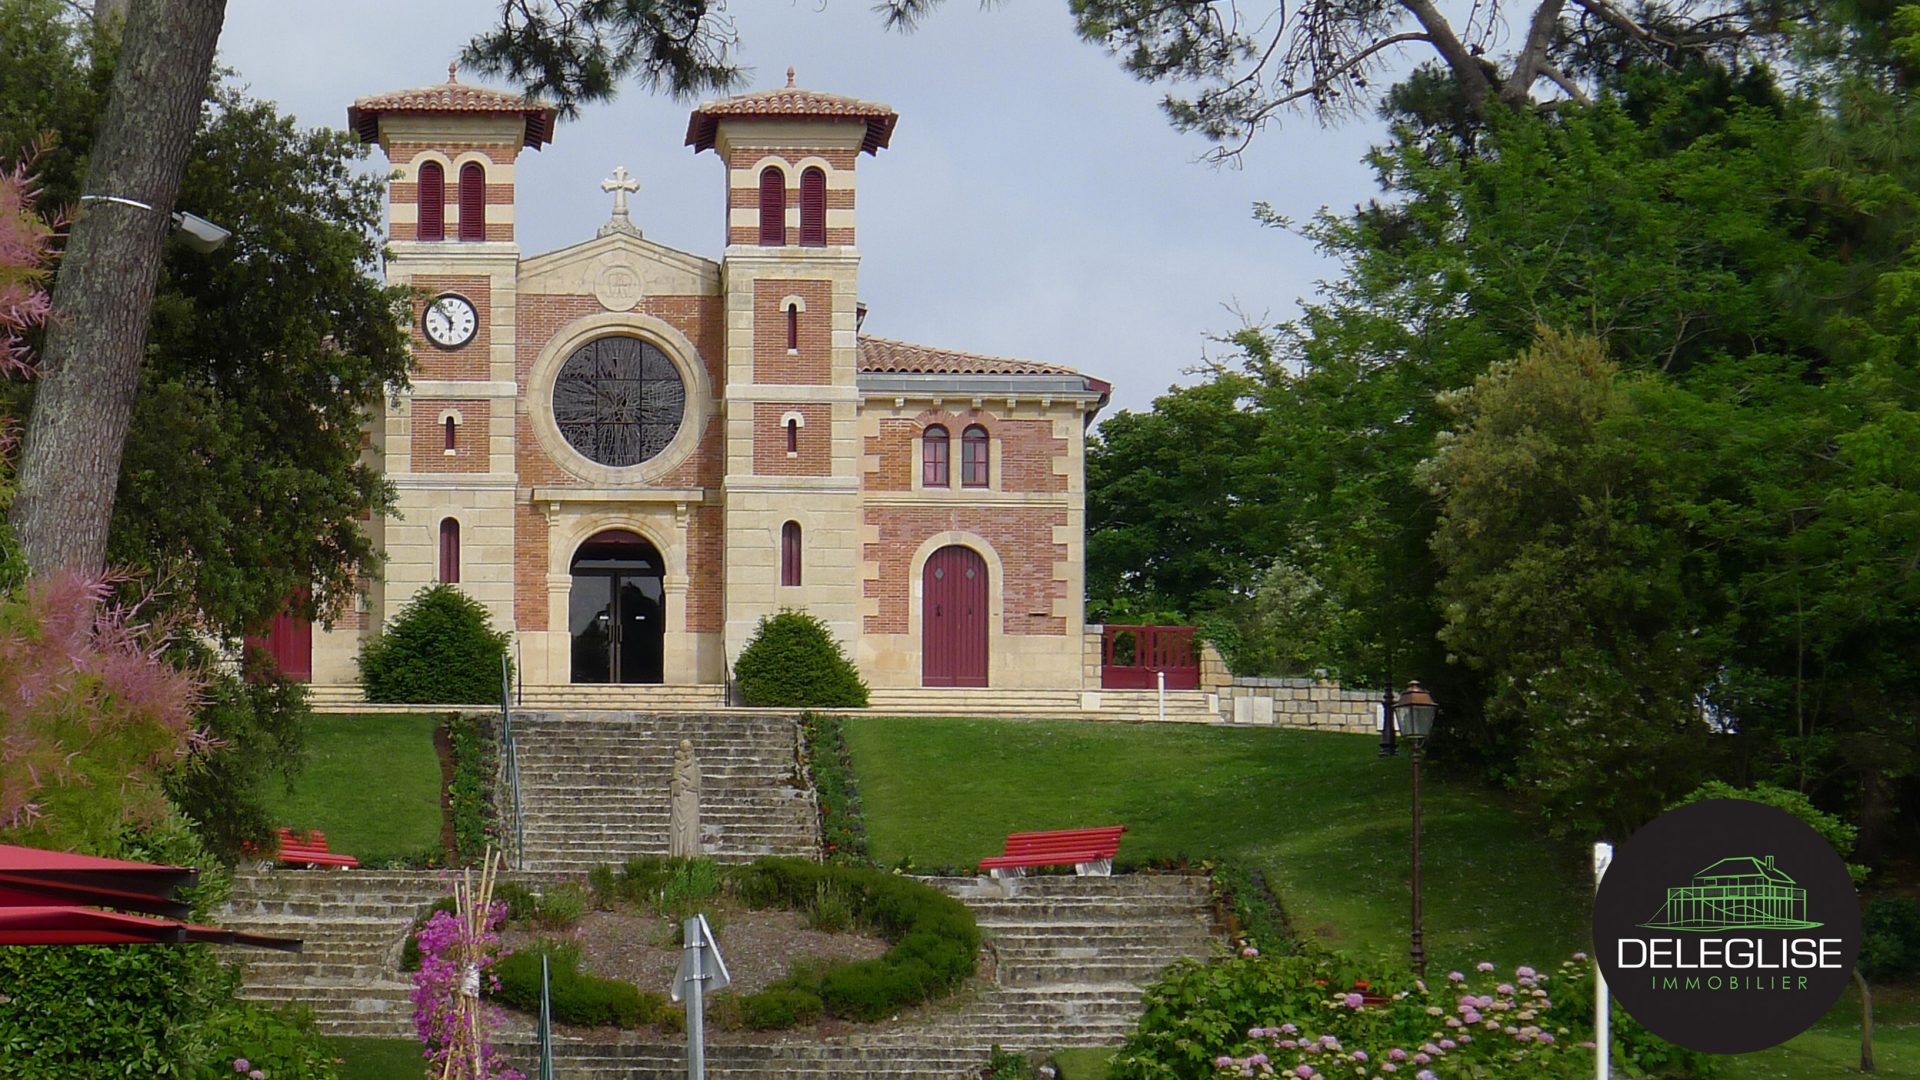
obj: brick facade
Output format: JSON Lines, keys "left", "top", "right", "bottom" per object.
{"left": 862, "top": 506, "right": 1069, "bottom": 636}
{"left": 752, "top": 402, "right": 831, "bottom": 475}
{"left": 408, "top": 276, "right": 491, "bottom": 380}
{"left": 753, "top": 280, "right": 832, "bottom": 384}
{"left": 410, "top": 398, "right": 489, "bottom": 472}
{"left": 513, "top": 502, "right": 549, "bottom": 631}
{"left": 863, "top": 410, "right": 1068, "bottom": 493}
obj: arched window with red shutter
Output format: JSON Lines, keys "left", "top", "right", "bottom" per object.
{"left": 962, "top": 425, "right": 990, "bottom": 487}
{"left": 759, "top": 167, "right": 786, "bottom": 246}
{"left": 923, "top": 425, "right": 950, "bottom": 488}
{"left": 416, "top": 161, "right": 445, "bottom": 241}
{"left": 781, "top": 521, "right": 802, "bottom": 587}
{"left": 439, "top": 518, "right": 461, "bottom": 583}
{"left": 458, "top": 162, "right": 486, "bottom": 241}
{"left": 800, "top": 167, "right": 826, "bottom": 246}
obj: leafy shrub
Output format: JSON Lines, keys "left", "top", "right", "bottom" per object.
{"left": 733, "top": 857, "right": 979, "bottom": 1023}
{"left": 1672, "top": 781, "right": 1865, "bottom": 881}
{"left": 1205, "top": 858, "right": 1294, "bottom": 952}
{"left": 444, "top": 713, "right": 498, "bottom": 863}
{"left": 191, "top": 1000, "right": 338, "bottom": 1080}
{"left": 489, "top": 941, "right": 677, "bottom": 1031}
{"left": 733, "top": 609, "right": 868, "bottom": 707}
{"left": 357, "top": 583, "right": 510, "bottom": 704}
{"left": 984, "top": 1046, "right": 1038, "bottom": 1079}
{"left": 1107, "top": 948, "right": 1716, "bottom": 1080}
{"left": 739, "top": 986, "right": 825, "bottom": 1029}
{"left": 535, "top": 883, "right": 589, "bottom": 929}
{"left": 1862, "top": 894, "right": 1920, "bottom": 981}
{"left": 802, "top": 711, "right": 873, "bottom": 864}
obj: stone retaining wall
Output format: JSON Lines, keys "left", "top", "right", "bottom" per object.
{"left": 1216, "top": 676, "right": 1380, "bottom": 734}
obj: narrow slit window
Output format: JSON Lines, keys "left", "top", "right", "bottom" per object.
{"left": 962, "top": 425, "right": 990, "bottom": 487}
{"left": 416, "top": 161, "right": 445, "bottom": 241}
{"left": 759, "top": 167, "right": 785, "bottom": 246}
{"left": 458, "top": 162, "right": 486, "bottom": 241}
{"left": 780, "top": 521, "right": 802, "bottom": 586}
{"left": 785, "top": 417, "right": 799, "bottom": 454}
{"left": 438, "top": 518, "right": 460, "bottom": 583}
{"left": 786, "top": 304, "right": 799, "bottom": 351}
{"left": 799, "top": 167, "right": 826, "bottom": 246}
{"left": 443, "top": 415, "right": 457, "bottom": 451}
{"left": 923, "top": 425, "right": 950, "bottom": 488}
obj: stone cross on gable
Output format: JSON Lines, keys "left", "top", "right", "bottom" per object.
{"left": 597, "top": 165, "right": 642, "bottom": 238}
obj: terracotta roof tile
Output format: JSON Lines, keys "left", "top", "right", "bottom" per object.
{"left": 686, "top": 81, "right": 897, "bottom": 154}
{"left": 348, "top": 75, "right": 556, "bottom": 148}
{"left": 857, "top": 336, "right": 1077, "bottom": 377}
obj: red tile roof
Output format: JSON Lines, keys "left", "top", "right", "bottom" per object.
{"left": 348, "top": 72, "right": 556, "bottom": 148}
{"left": 686, "top": 78, "right": 897, "bottom": 154}
{"left": 858, "top": 336, "right": 1079, "bottom": 378}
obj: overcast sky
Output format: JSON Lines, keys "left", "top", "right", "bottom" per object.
{"left": 219, "top": 1, "right": 1405, "bottom": 418}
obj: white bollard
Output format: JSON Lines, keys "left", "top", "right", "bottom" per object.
{"left": 1157, "top": 669, "right": 1166, "bottom": 723}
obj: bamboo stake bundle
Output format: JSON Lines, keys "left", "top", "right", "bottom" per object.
{"left": 439, "top": 847, "right": 501, "bottom": 1080}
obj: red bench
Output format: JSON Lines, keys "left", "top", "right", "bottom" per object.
{"left": 269, "top": 828, "right": 359, "bottom": 870}
{"left": 979, "top": 826, "right": 1126, "bottom": 878}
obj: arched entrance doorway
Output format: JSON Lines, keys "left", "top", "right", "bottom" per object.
{"left": 922, "top": 545, "right": 988, "bottom": 687}
{"left": 569, "top": 530, "right": 665, "bottom": 684}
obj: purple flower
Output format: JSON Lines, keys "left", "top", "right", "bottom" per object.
{"left": 1417, "top": 1072, "right": 1438, "bottom": 1080}
{"left": 1476, "top": 962, "right": 1496, "bottom": 973}
{"left": 249, "top": 1072, "right": 265, "bottom": 1080}
{"left": 1294, "top": 1066, "right": 1314, "bottom": 1079}
{"left": 233, "top": 1062, "right": 250, "bottom": 1074}
{"left": 1388, "top": 1048, "right": 1408, "bottom": 1062}
{"left": 1516, "top": 966, "right": 1537, "bottom": 979}
{"left": 1351, "top": 1051, "right": 1368, "bottom": 1063}
{"left": 1280, "top": 1023, "right": 1299, "bottom": 1035}
{"left": 1215, "top": 1056, "right": 1235, "bottom": 1068}
{"left": 1538, "top": 1033, "right": 1556, "bottom": 1045}
{"left": 1446, "top": 971, "right": 1465, "bottom": 983}
{"left": 1343, "top": 992, "right": 1365, "bottom": 1009}
{"left": 1243, "top": 945, "right": 1260, "bottom": 957}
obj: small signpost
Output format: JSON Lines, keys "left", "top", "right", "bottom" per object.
{"left": 670, "top": 913, "right": 730, "bottom": 1080}
{"left": 1594, "top": 842, "right": 1614, "bottom": 1080}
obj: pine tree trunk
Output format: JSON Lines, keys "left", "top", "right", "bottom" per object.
{"left": 8, "top": 0, "right": 228, "bottom": 575}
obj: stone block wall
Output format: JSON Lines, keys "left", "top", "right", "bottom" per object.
{"left": 1217, "top": 677, "right": 1380, "bottom": 734}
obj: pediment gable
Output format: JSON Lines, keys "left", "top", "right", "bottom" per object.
{"left": 518, "top": 232, "right": 720, "bottom": 302}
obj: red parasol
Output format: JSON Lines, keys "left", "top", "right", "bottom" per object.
{"left": 0, "top": 843, "right": 299, "bottom": 951}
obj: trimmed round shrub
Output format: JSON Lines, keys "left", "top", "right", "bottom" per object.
{"left": 733, "top": 609, "right": 869, "bottom": 708}
{"left": 490, "top": 942, "right": 677, "bottom": 1030}
{"left": 739, "top": 986, "right": 824, "bottom": 1030}
{"left": 357, "top": 583, "right": 510, "bottom": 704}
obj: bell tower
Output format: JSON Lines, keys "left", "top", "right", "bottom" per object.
{"left": 686, "top": 72, "right": 897, "bottom": 666}
{"left": 344, "top": 72, "right": 556, "bottom": 641}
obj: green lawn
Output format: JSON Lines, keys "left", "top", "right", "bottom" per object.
{"left": 843, "top": 716, "right": 1589, "bottom": 973}
{"left": 1733, "top": 984, "right": 1920, "bottom": 1078}
{"left": 263, "top": 712, "right": 445, "bottom": 862}
{"left": 322, "top": 1037, "right": 425, "bottom": 1079}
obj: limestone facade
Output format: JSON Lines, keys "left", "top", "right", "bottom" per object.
{"left": 297, "top": 73, "right": 1109, "bottom": 692}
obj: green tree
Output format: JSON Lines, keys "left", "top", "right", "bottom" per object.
{"left": 358, "top": 582, "right": 512, "bottom": 705}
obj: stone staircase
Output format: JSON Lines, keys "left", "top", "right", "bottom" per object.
{"left": 510, "top": 711, "right": 820, "bottom": 874}
{"left": 495, "top": 873, "right": 1220, "bottom": 1078}
{"left": 214, "top": 869, "right": 450, "bottom": 1038}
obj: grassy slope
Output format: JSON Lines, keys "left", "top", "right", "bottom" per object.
{"left": 262, "top": 712, "right": 444, "bottom": 862}
{"left": 842, "top": 716, "right": 1588, "bottom": 973}
{"left": 1738, "top": 984, "right": 1920, "bottom": 1078}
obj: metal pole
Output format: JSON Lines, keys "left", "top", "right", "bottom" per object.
{"left": 1594, "top": 842, "right": 1614, "bottom": 1080}
{"left": 1379, "top": 652, "right": 1398, "bottom": 756}
{"left": 1157, "top": 669, "right": 1166, "bottom": 723}
{"left": 684, "top": 916, "right": 705, "bottom": 1080}
{"left": 1410, "top": 738, "right": 1425, "bottom": 979}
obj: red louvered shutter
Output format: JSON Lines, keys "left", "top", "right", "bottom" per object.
{"left": 458, "top": 163, "right": 486, "bottom": 241}
{"left": 800, "top": 167, "right": 826, "bottom": 246}
{"left": 759, "top": 168, "right": 785, "bottom": 246}
{"left": 417, "top": 162, "right": 444, "bottom": 241}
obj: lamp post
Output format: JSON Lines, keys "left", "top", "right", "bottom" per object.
{"left": 1395, "top": 680, "right": 1438, "bottom": 979}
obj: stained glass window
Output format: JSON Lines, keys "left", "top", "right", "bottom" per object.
{"left": 552, "top": 336, "right": 687, "bottom": 467}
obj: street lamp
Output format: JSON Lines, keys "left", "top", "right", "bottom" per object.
{"left": 1395, "top": 680, "right": 1438, "bottom": 979}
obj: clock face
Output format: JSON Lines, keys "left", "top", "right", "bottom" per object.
{"left": 423, "top": 294, "right": 478, "bottom": 349}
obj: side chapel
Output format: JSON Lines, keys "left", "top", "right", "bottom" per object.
{"left": 293, "top": 69, "right": 1110, "bottom": 693}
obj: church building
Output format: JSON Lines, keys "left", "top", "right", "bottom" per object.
{"left": 297, "top": 71, "right": 1110, "bottom": 694}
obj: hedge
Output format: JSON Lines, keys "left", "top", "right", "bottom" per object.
{"left": 489, "top": 942, "right": 680, "bottom": 1032}
{"left": 357, "top": 583, "right": 510, "bottom": 704}
{"left": 730, "top": 858, "right": 979, "bottom": 1023}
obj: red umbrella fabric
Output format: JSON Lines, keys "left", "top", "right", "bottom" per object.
{"left": 0, "top": 843, "right": 196, "bottom": 918}
{"left": 0, "top": 906, "right": 302, "bottom": 952}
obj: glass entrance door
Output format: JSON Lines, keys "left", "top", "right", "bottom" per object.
{"left": 569, "top": 531, "right": 666, "bottom": 684}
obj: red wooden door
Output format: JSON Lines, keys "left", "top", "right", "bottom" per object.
{"left": 922, "top": 545, "right": 988, "bottom": 687}
{"left": 244, "top": 594, "right": 312, "bottom": 683}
